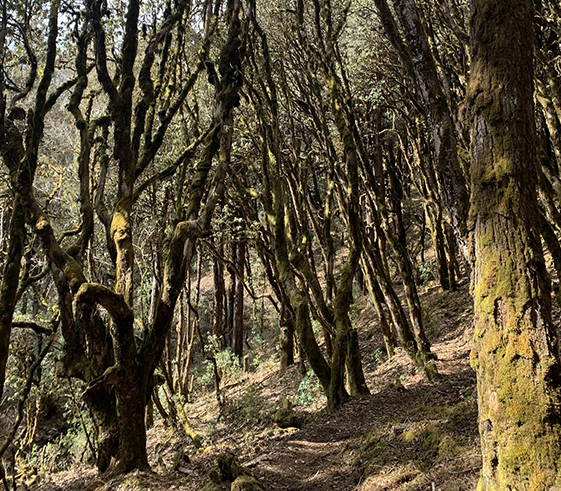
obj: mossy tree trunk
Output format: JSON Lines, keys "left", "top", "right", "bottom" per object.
{"left": 303, "top": 0, "right": 370, "bottom": 410}
{"left": 0, "top": 199, "right": 25, "bottom": 400}
{"left": 468, "top": 0, "right": 561, "bottom": 488}
{"left": 279, "top": 305, "right": 295, "bottom": 372}
{"left": 346, "top": 329, "right": 370, "bottom": 396}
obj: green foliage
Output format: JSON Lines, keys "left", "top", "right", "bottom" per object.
{"left": 349, "top": 303, "right": 360, "bottom": 326}
{"left": 197, "top": 342, "right": 242, "bottom": 388}
{"left": 224, "top": 387, "right": 269, "bottom": 424}
{"left": 310, "top": 318, "right": 322, "bottom": 336}
{"left": 417, "top": 261, "right": 437, "bottom": 284}
{"left": 294, "top": 370, "right": 325, "bottom": 407}
{"left": 248, "top": 323, "right": 265, "bottom": 352}
{"left": 370, "top": 348, "right": 386, "bottom": 367}
{"left": 23, "top": 409, "right": 93, "bottom": 474}
{"left": 214, "top": 349, "right": 242, "bottom": 382}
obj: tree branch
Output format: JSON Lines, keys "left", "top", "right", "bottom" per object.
{"left": 75, "top": 283, "right": 133, "bottom": 325}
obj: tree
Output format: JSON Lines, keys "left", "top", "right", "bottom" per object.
{"left": 373, "top": 0, "right": 469, "bottom": 246}
{"left": 468, "top": 0, "right": 561, "bottom": 488}
{"left": 0, "top": 0, "right": 252, "bottom": 473}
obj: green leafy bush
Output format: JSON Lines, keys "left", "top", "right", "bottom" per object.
{"left": 294, "top": 370, "right": 324, "bottom": 407}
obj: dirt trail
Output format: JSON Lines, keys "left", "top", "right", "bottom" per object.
{"left": 249, "top": 335, "right": 478, "bottom": 490}
{"left": 243, "top": 286, "right": 479, "bottom": 491}
{"left": 32, "top": 285, "right": 480, "bottom": 491}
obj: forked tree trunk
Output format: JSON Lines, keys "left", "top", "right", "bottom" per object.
{"left": 468, "top": 0, "right": 561, "bottom": 488}
{"left": 346, "top": 329, "right": 370, "bottom": 396}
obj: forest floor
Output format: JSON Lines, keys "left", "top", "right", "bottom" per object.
{"left": 30, "top": 280, "right": 480, "bottom": 491}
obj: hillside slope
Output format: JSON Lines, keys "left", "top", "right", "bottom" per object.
{"left": 31, "top": 283, "right": 479, "bottom": 491}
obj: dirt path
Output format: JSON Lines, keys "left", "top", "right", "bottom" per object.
{"left": 247, "top": 328, "right": 479, "bottom": 491}
{"left": 33, "top": 285, "right": 480, "bottom": 491}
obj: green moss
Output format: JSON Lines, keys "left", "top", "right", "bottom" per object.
{"left": 418, "top": 425, "right": 442, "bottom": 454}
{"left": 401, "top": 431, "right": 416, "bottom": 443}
{"left": 230, "top": 475, "right": 264, "bottom": 491}
{"left": 438, "top": 435, "right": 460, "bottom": 459}
{"left": 274, "top": 408, "right": 300, "bottom": 429}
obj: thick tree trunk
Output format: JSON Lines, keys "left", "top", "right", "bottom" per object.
{"left": 83, "top": 385, "right": 118, "bottom": 472}
{"left": 0, "top": 199, "right": 25, "bottom": 399}
{"left": 115, "top": 368, "right": 149, "bottom": 472}
{"left": 346, "top": 329, "right": 370, "bottom": 396}
{"left": 328, "top": 250, "right": 359, "bottom": 410}
{"left": 468, "top": 0, "right": 561, "bottom": 488}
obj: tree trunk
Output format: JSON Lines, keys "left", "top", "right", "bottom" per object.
{"left": 346, "top": 329, "right": 370, "bottom": 396}
{"left": 213, "top": 251, "right": 225, "bottom": 346}
{"left": 232, "top": 239, "right": 245, "bottom": 359}
{"left": 387, "top": 155, "right": 435, "bottom": 364}
{"left": 361, "top": 259, "right": 396, "bottom": 358}
{"left": 444, "top": 222, "right": 458, "bottom": 291}
{"left": 374, "top": 0, "right": 469, "bottom": 242}
{"left": 426, "top": 203, "right": 450, "bottom": 290}
{"left": 83, "top": 385, "right": 119, "bottom": 472}
{"left": 0, "top": 199, "right": 25, "bottom": 399}
{"left": 279, "top": 304, "right": 295, "bottom": 372}
{"left": 226, "top": 244, "right": 236, "bottom": 348}
{"left": 115, "top": 368, "right": 149, "bottom": 472}
{"left": 468, "top": 0, "right": 561, "bottom": 488}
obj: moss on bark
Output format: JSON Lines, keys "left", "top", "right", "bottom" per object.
{"left": 469, "top": 0, "right": 561, "bottom": 488}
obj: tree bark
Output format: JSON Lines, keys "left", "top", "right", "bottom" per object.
{"left": 232, "top": 238, "right": 245, "bottom": 359}
{"left": 213, "top": 250, "right": 225, "bottom": 346}
{"left": 0, "top": 200, "right": 25, "bottom": 399}
{"left": 346, "top": 329, "right": 370, "bottom": 396}
{"left": 279, "top": 304, "right": 295, "bottom": 372}
{"left": 468, "top": 0, "right": 561, "bottom": 488}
